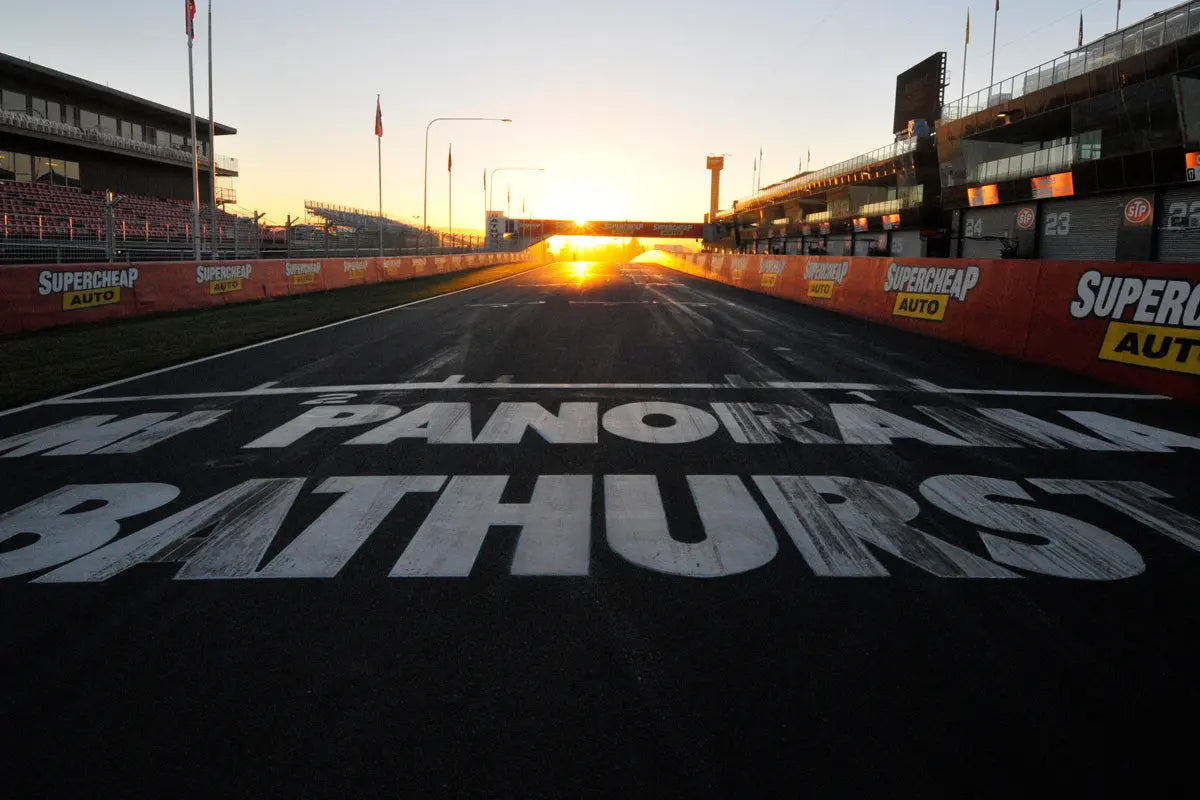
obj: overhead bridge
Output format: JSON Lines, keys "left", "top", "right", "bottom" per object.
{"left": 487, "top": 217, "right": 704, "bottom": 248}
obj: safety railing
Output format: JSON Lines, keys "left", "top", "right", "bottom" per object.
{"left": 941, "top": 0, "right": 1200, "bottom": 121}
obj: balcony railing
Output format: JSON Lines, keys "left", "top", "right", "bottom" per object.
{"left": 941, "top": 0, "right": 1200, "bottom": 121}
{"left": 719, "top": 137, "right": 921, "bottom": 219}
{"left": 0, "top": 109, "right": 236, "bottom": 172}
{"left": 968, "top": 144, "right": 1085, "bottom": 185}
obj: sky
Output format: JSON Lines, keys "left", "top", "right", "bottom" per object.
{"left": 0, "top": 0, "right": 1171, "bottom": 229}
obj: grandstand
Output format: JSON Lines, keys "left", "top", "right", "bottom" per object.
{"left": 0, "top": 180, "right": 247, "bottom": 263}
{"left": 293, "top": 200, "right": 489, "bottom": 256}
{"left": 712, "top": 0, "right": 1200, "bottom": 262}
{"left": 1, "top": 49, "right": 249, "bottom": 262}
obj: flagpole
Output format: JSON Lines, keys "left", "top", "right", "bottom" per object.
{"left": 207, "top": 0, "right": 216, "bottom": 259}
{"left": 377, "top": 95, "right": 383, "bottom": 258}
{"left": 448, "top": 144, "right": 452, "bottom": 249}
{"left": 961, "top": 9, "right": 969, "bottom": 101}
{"left": 990, "top": 1, "right": 999, "bottom": 89}
{"left": 1116, "top": 0, "right": 1121, "bottom": 31}
{"left": 187, "top": 6, "right": 200, "bottom": 260}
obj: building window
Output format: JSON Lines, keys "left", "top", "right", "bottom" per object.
{"left": 65, "top": 161, "right": 80, "bottom": 187}
{"left": 48, "top": 159, "right": 65, "bottom": 184}
{"left": 98, "top": 115, "right": 117, "bottom": 135}
{"left": 63, "top": 105, "right": 77, "bottom": 127}
{"left": 47, "top": 100, "right": 61, "bottom": 123}
{"left": 32, "top": 156, "right": 51, "bottom": 184}
{"left": 1, "top": 89, "right": 26, "bottom": 113}
{"left": 0, "top": 151, "right": 13, "bottom": 181}
{"left": 30, "top": 97, "right": 47, "bottom": 119}
{"left": 79, "top": 109, "right": 99, "bottom": 130}
{"left": 13, "top": 153, "right": 31, "bottom": 182}
{"left": 143, "top": 126, "right": 157, "bottom": 145}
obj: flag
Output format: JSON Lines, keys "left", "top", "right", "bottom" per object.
{"left": 966, "top": 9, "right": 970, "bottom": 44}
{"left": 1078, "top": 12, "right": 1084, "bottom": 47}
{"left": 447, "top": 143, "right": 452, "bottom": 172}
{"left": 374, "top": 97, "right": 382, "bottom": 137}
{"left": 186, "top": 0, "right": 196, "bottom": 40}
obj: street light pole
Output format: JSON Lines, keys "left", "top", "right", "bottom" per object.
{"left": 423, "top": 116, "right": 510, "bottom": 252}
{"left": 489, "top": 167, "right": 545, "bottom": 213}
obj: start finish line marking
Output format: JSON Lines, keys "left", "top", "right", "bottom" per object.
{"left": 44, "top": 382, "right": 1170, "bottom": 405}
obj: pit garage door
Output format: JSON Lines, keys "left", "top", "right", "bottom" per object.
{"left": 889, "top": 229, "right": 924, "bottom": 257}
{"left": 1036, "top": 193, "right": 1131, "bottom": 260}
{"left": 962, "top": 204, "right": 1036, "bottom": 259}
{"left": 1156, "top": 187, "right": 1200, "bottom": 261}
{"left": 826, "top": 235, "right": 851, "bottom": 256}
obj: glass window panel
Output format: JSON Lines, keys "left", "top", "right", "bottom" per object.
{"left": 14, "top": 153, "right": 32, "bottom": 182}
{"left": 1123, "top": 29, "right": 1143, "bottom": 58}
{"left": 131, "top": 123, "right": 142, "bottom": 142}
{"left": 33, "top": 156, "right": 51, "bottom": 183}
{"left": 1, "top": 89, "right": 26, "bottom": 113}
{"left": 48, "top": 159, "right": 64, "bottom": 185}
{"left": 46, "top": 101, "right": 61, "bottom": 122}
{"left": 79, "top": 109, "right": 98, "bottom": 130}
{"left": 0, "top": 151, "right": 13, "bottom": 181}
{"left": 1143, "top": 20, "right": 1163, "bottom": 50}
{"left": 1192, "top": 6, "right": 1200, "bottom": 35}
{"left": 65, "top": 161, "right": 80, "bottom": 187}
{"left": 63, "top": 104, "right": 76, "bottom": 126}
{"left": 98, "top": 115, "right": 117, "bottom": 135}
{"left": 30, "top": 97, "right": 47, "bottom": 118}
{"left": 1166, "top": 11, "right": 1187, "bottom": 43}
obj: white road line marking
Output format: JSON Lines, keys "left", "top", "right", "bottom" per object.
{"left": 467, "top": 301, "right": 546, "bottom": 308}
{"left": 0, "top": 262, "right": 553, "bottom": 419}
{"left": 443, "top": 375, "right": 465, "bottom": 384}
{"left": 38, "top": 384, "right": 1168, "bottom": 405}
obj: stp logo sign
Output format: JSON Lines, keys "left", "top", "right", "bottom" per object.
{"left": 1015, "top": 207, "right": 1035, "bottom": 230}
{"left": 1124, "top": 197, "right": 1153, "bottom": 225}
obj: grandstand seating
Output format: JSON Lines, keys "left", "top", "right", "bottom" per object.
{"left": 0, "top": 180, "right": 238, "bottom": 242}
{"left": 304, "top": 201, "right": 423, "bottom": 236}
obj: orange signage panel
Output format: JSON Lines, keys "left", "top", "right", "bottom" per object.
{"left": 1186, "top": 152, "right": 1200, "bottom": 182}
{"left": 1031, "top": 172, "right": 1074, "bottom": 199}
{"left": 881, "top": 213, "right": 901, "bottom": 230}
{"left": 967, "top": 184, "right": 1000, "bottom": 206}
{"left": 853, "top": 217, "right": 869, "bottom": 232}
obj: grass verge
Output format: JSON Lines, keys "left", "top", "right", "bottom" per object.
{"left": 0, "top": 260, "right": 543, "bottom": 410}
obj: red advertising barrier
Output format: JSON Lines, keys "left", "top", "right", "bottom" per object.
{"left": 656, "top": 251, "right": 1200, "bottom": 403}
{"left": 0, "top": 252, "right": 525, "bottom": 334}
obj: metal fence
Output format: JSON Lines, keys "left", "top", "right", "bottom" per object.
{"left": 0, "top": 209, "right": 261, "bottom": 264}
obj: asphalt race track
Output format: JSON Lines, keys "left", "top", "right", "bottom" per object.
{"left": 3, "top": 259, "right": 1199, "bottom": 797}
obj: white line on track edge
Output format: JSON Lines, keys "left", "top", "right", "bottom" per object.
{"left": 0, "top": 261, "right": 553, "bottom": 419}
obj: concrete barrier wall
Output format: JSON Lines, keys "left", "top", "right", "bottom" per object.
{"left": 0, "top": 252, "right": 526, "bottom": 334}
{"left": 652, "top": 250, "right": 1200, "bottom": 403}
